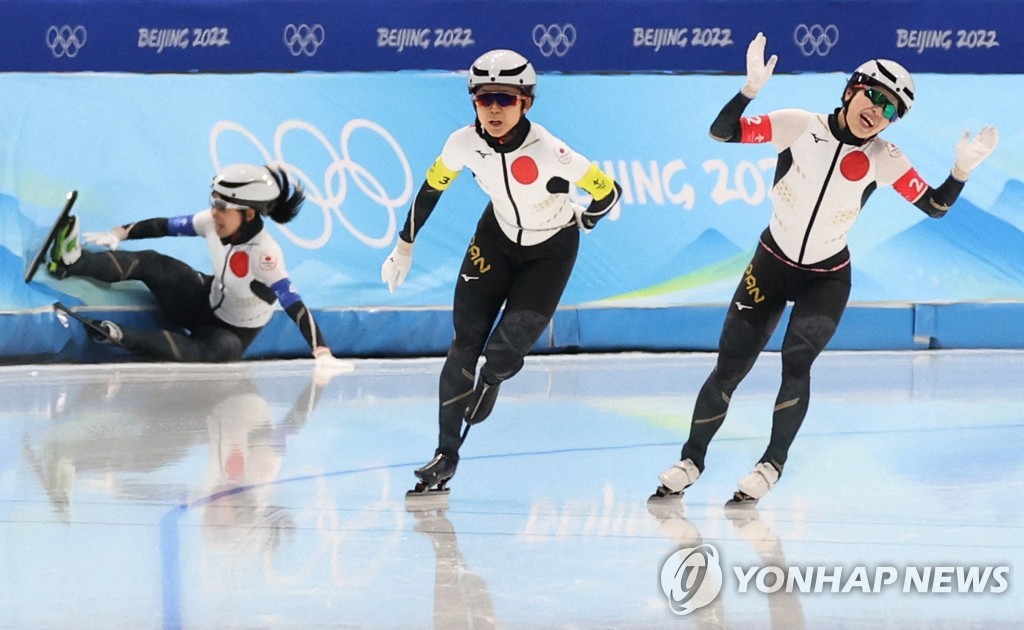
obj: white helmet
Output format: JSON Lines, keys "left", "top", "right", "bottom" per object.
{"left": 212, "top": 163, "right": 304, "bottom": 223}
{"left": 467, "top": 49, "right": 537, "bottom": 97}
{"left": 212, "top": 164, "right": 280, "bottom": 210}
{"left": 848, "top": 59, "right": 915, "bottom": 117}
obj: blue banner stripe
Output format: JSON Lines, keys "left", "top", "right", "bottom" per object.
{"left": 1, "top": 0, "right": 1020, "bottom": 73}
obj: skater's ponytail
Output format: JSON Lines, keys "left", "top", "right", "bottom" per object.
{"left": 264, "top": 166, "right": 305, "bottom": 225}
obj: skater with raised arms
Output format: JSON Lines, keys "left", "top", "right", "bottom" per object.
{"left": 381, "top": 49, "right": 622, "bottom": 498}
{"left": 48, "top": 163, "right": 349, "bottom": 366}
{"left": 653, "top": 33, "right": 998, "bottom": 505}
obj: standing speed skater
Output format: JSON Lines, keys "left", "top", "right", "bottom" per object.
{"left": 48, "top": 163, "right": 349, "bottom": 366}
{"left": 653, "top": 33, "right": 998, "bottom": 506}
{"left": 381, "top": 49, "right": 622, "bottom": 498}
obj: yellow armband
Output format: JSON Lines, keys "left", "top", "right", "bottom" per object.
{"left": 426, "top": 157, "right": 460, "bottom": 191}
{"left": 575, "top": 164, "right": 615, "bottom": 201}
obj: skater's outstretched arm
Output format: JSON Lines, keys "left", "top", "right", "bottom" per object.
{"left": 381, "top": 166, "right": 451, "bottom": 293}
{"left": 83, "top": 215, "right": 199, "bottom": 250}
{"left": 400, "top": 176, "right": 449, "bottom": 244}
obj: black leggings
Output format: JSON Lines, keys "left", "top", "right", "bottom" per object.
{"left": 65, "top": 250, "right": 259, "bottom": 362}
{"left": 681, "top": 239, "right": 851, "bottom": 473}
{"left": 436, "top": 211, "right": 580, "bottom": 459}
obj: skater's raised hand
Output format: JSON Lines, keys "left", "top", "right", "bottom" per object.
{"left": 83, "top": 226, "right": 128, "bottom": 251}
{"left": 741, "top": 32, "right": 778, "bottom": 99}
{"left": 953, "top": 126, "right": 999, "bottom": 181}
{"left": 381, "top": 238, "right": 413, "bottom": 293}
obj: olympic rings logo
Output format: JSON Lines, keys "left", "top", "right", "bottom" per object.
{"left": 283, "top": 24, "right": 325, "bottom": 57}
{"left": 210, "top": 119, "right": 413, "bottom": 249}
{"left": 532, "top": 23, "right": 577, "bottom": 57}
{"left": 46, "top": 25, "right": 87, "bottom": 59}
{"left": 793, "top": 24, "right": 839, "bottom": 57}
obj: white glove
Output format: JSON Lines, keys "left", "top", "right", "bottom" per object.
{"left": 381, "top": 238, "right": 413, "bottom": 294}
{"left": 741, "top": 32, "right": 778, "bottom": 99}
{"left": 83, "top": 226, "right": 129, "bottom": 251}
{"left": 953, "top": 126, "right": 999, "bottom": 181}
{"left": 570, "top": 203, "right": 592, "bottom": 234}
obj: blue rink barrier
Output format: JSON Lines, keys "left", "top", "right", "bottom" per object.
{"left": 913, "top": 302, "right": 1024, "bottom": 349}
{"left": 3, "top": 301, "right": 1021, "bottom": 364}
{"left": 1, "top": 0, "right": 1020, "bottom": 74}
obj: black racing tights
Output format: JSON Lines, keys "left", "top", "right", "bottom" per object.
{"left": 681, "top": 239, "right": 851, "bottom": 475}
{"left": 436, "top": 211, "right": 579, "bottom": 460}
{"left": 64, "top": 250, "right": 259, "bottom": 362}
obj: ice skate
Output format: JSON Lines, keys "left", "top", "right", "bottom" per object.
{"left": 649, "top": 458, "right": 700, "bottom": 500}
{"left": 53, "top": 303, "right": 124, "bottom": 345}
{"left": 464, "top": 376, "right": 500, "bottom": 425}
{"left": 726, "top": 461, "right": 780, "bottom": 507}
{"left": 24, "top": 190, "right": 77, "bottom": 284}
{"left": 407, "top": 453, "right": 458, "bottom": 498}
{"left": 47, "top": 214, "right": 82, "bottom": 276}
{"left": 724, "top": 490, "right": 759, "bottom": 508}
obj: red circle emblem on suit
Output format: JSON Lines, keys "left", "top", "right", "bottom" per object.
{"left": 230, "top": 251, "right": 249, "bottom": 277}
{"left": 511, "top": 156, "right": 539, "bottom": 184}
{"left": 839, "top": 151, "right": 870, "bottom": 181}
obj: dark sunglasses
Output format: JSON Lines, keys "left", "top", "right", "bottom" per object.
{"left": 863, "top": 87, "right": 900, "bottom": 122}
{"left": 473, "top": 92, "right": 522, "bottom": 108}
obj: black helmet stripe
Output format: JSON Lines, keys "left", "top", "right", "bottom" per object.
{"left": 875, "top": 60, "right": 914, "bottom": 108}
{"left": 498, "top": 63, "right": 529, "bottom": 77}
{"left": 216, "top": 180, "right": 252, "bottom": 189}
{"left": 875, "top": 60, "right": 898, "bottom": 83}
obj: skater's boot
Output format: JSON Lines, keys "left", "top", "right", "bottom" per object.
{"left": 650, "top": 458, "right": 701, "bottom": 499}
{"left": 48, "top": 215, "right": 81, "bottom": 276}
{"left": 415, "top": 453, "right": 458, "bottom": 487}
{"left": 728, "top": 461, "right": 781, "bottom": 506}
{"left": 464, "top": 376, "right": 500, "bottom": 425}
{"left": 408, "top": 453, "right": 458, "bottom": 497}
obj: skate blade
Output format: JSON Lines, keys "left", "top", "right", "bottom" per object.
{"left": 648, "top": 485, "right": 684, "bottom": 501}
{"left": 724, "top": 491, "right": 759, "bottom": 509}
{"left": 404, "top": 492, "right": 450, "bottom": 512}
{"left": 405, "top": 484, "right": 450, "bottom": 511}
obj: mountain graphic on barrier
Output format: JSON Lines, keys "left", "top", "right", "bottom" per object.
{"left": 983, "top": 177, "right": 1024, "bottom": 233}
{"left": 595, "top": 229, "right": 751, "bottom": 305}
{"left": 599, "top": 177, "right": 1024, "bottom": 305}
{"left": 641, "top": 228, "right": 745, "bottom": 286}
{"left": 857, "top": 178, "right": 1024, "bottom": 301}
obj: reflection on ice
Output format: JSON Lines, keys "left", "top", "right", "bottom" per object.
{"left": 1, "top": 351, "right": 1021, "bottom": 627}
